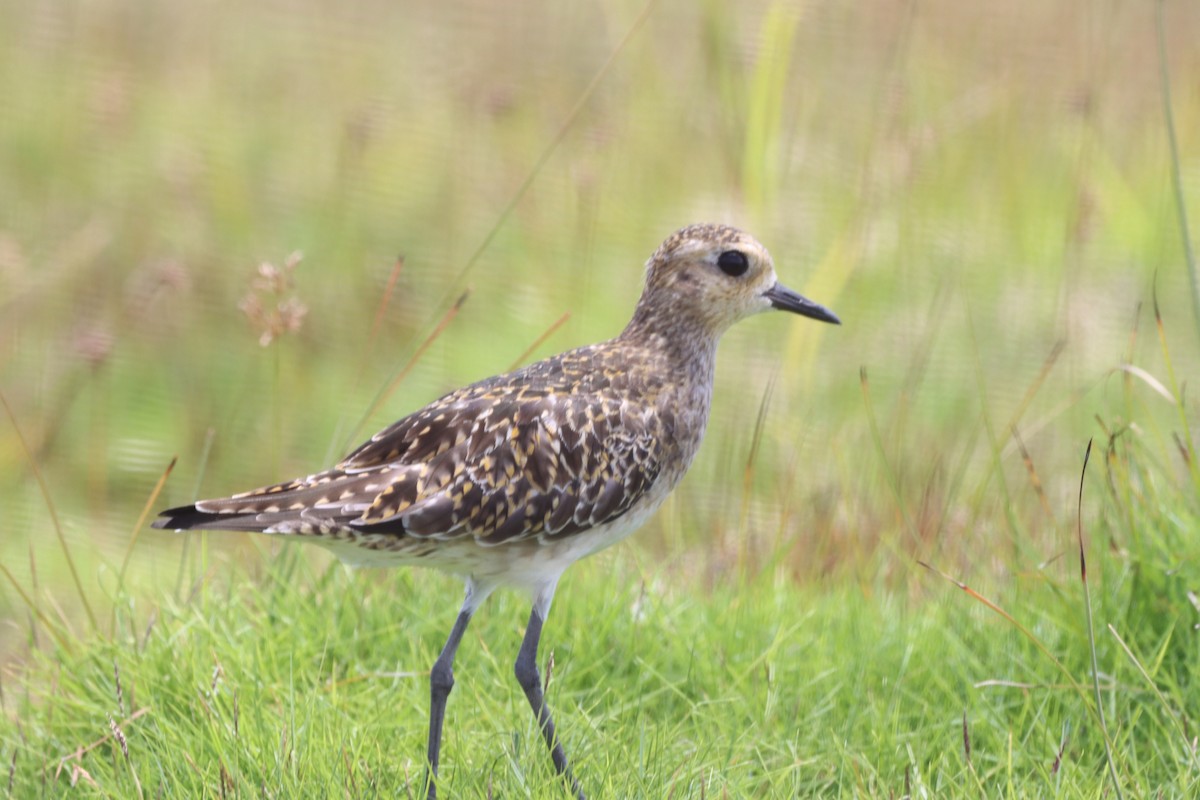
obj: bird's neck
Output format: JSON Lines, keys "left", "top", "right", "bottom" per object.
{"left": 616, "top": 307, "right": 718, "bottom": 486}
{"left": 620, "top": 306, "right": 720, "bottom": 386}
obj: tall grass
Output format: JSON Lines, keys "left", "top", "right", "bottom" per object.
{"left": 1, "top": 0, "right": 1199, "bottom": 796}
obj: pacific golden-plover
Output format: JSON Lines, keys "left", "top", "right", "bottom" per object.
{"left": 154, "top": 223, "right": 839, "bottom": 799}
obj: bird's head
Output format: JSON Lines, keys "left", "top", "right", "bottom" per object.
{"left": 630, "top": 224, "right": 840, "bottom": 339}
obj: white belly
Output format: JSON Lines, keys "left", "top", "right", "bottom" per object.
{"left": 305, "top": 502, "right": 659, "bottom": 594}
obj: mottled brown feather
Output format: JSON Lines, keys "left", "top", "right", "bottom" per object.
{"left": 166, "top": 344, "right": 672, "bottom": 546}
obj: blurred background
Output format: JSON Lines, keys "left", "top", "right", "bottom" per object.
{"left": 2, "top": 0, "right": 1199, "bottom": 654}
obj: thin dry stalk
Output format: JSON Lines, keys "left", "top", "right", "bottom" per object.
{"left": 348, "top": 290, "right": 471, "bottom": 446}
{"left": 0, "top": 390, "right": 96, "bottom": 630}
{"left": 507, "top": 312, "right": 571, "bottom": 371}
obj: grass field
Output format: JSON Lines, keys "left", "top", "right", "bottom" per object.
{"left": 2, "top": 0, "right": 1200, "bottom": 796}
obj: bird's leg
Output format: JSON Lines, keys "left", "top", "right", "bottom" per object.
{"left": 514, "top": 584, "right": 585, "bottom": 800}
{"left": 425, "top": 580, "right": 491, "bottom": 800}
{"left": 425, "top": 608, "right": 470, "bottom": 799}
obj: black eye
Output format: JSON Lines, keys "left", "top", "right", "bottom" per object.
{"left": 717, "top": 250, "right": 749, "bottom": 277}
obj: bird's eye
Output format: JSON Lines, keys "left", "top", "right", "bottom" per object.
{"left": 717, "top": 250, "right": 749, "bottom": 277}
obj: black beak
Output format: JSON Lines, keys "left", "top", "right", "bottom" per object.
{"left": 764, "top": 283, "right": 841, "bottom": 324}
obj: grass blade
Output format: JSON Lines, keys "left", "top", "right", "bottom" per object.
{"left": 742, "top": 1, "right": 801, "bottom": 220}
{"left": 1106, "top": 623, "right": 1198, "bottom": 771}
{"left": 116, "top": 457, "right": 177, "bottom": 598}
{"left": 1076, "top": 439, "right": 1124, "bottom": 799}
{"left": 1155, "top": 0, "right": 1199, "bottom": 344}
{"left": 0, "top": 564, "right": 73, "bottom": 652}
{"left": 1151, "top": 289, "right": 1200, "bottom": 494}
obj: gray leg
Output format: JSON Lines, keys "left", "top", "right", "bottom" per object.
{"left": 425, "top": 608, "right": 471, "bottom": 799}
{"left": 514, "top": 597, "right": 585, "bottom": 799}
{"left": 425, "top": 580, "right": 493, "bottom": 800}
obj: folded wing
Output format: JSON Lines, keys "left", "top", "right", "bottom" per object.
{"left": 153, "top": 387, "right": 663, "bottom": 546}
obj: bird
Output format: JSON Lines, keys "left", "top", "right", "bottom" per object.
{"left": 153, "top": 223, "right": 840, "bottom": 799}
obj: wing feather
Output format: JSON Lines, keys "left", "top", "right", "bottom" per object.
{"left": 154, "top": 373, "right": 665, "bottom": 546}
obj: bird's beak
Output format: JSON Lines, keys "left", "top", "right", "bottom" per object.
{"left": 764, "top": 283, "right": 841, "bottom": 324}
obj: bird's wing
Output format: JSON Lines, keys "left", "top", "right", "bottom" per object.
{"left": 153, "top": 387, "right": 665, "bottom": 544}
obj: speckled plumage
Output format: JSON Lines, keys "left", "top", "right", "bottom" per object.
{"left": 153, "top": 223, "right": 839, "bottom": 800}
{"left": 169, "top": 342, "right": 683, "bottom": 543}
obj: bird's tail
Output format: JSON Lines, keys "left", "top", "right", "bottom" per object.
{"left": 152, "top": 504, "right": 271, "bottom": 532}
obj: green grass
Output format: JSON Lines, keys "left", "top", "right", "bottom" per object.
{"left": 3, "top": 0, "right": 1200, "bottom": 796}
{"left": 6, "top": 491, "right": 1200, "bottom": 798}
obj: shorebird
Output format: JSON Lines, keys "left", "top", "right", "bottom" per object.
{"left": 153, "top": 223, "right": 839, "bottom": 799}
